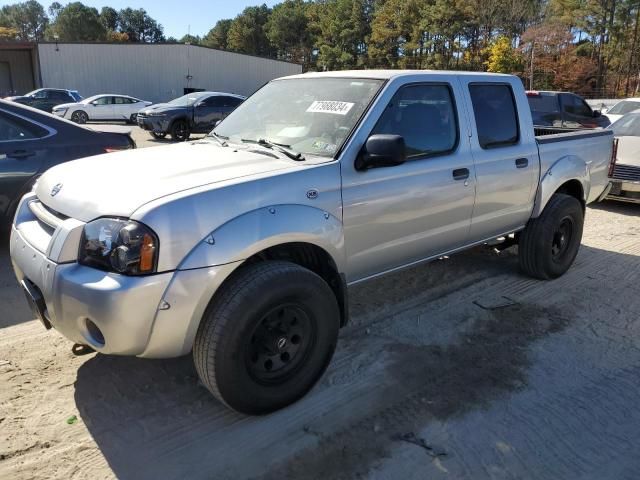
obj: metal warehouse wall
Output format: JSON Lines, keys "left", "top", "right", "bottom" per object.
{"left": 37, "top": 43, "right": 302, "bottom": 103}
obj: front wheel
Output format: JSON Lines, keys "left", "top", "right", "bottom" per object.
{"left": 519, "top": 193, "right": 584, "bottom": 280}
{"left": 170, "top": 119, "right": 190, "bottom": 141}
{"left": 71, "top": 110, "right": 88, "bottom": 124}
{"left": 193, "top": 261, "right": 340, "bottom": 415}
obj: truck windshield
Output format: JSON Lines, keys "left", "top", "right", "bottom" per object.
{"left": 610, "top": 113, "right": 640, "bottom": 137}
{"left": 607, "top": 100, "right": 640, "bottom": 115}
{"left": 169, "top": 93, "right": 208, "bottom": 107}
{"left": 212, "top": 77, "right": 384, "bottom": 158}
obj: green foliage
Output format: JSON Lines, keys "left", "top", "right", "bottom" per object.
{"left": 265, "top": 0, "right": 313, "bottom": 66}
{"left": 117, "top": 8, "right": 164, "bottom": 43}
{"left": 0, "top": 0, "right": 48, "bottom": 41}
{"left": 227, "top": 4, "right": 273, "bottom": 56}
{"left": 45, "top": 2, "right": 105, "bottom": 41}
{"left": 99, "top": 6, "right": 118, "bottom": 32}
{"left": 310, "top": 0, "right": 374, "bottom": 70}
{"left": 202, "top": 19, "right": 232, "bottom": 50}
{"left": 179, "top": 34, "right": 201, "bottom": 45}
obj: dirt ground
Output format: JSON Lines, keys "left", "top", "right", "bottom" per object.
{"left": 1, "top": 152, "right": 639, "bottom": 478}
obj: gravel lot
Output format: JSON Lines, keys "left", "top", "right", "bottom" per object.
{"left": 1, "top": 130, "right": 639, "bottom": 479}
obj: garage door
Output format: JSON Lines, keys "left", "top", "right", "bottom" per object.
{"left": 0, "top": 62, "right": 12, "bottom": 96}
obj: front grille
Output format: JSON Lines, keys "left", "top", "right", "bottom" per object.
{"left": 611, "top": 164, "right": 640, "bottom": 182}
{"left": 28, "top": 200, "right": 68, "bottom": 230}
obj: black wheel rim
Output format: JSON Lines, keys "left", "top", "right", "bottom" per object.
{"left": 72, "top": 112, "right": 86, "bottom": 123}
{"left": 175, "top": 122, "right": 188, "bottom": 140}
{"left": 551, "top": 216, "right": 574, "bottom": 261}
{"left": 246, "top": 304, "right": 315, "bottom": 385}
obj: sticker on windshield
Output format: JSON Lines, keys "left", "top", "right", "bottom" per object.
{"left": 306, "top": 101, "right": 354, "bottom": 115}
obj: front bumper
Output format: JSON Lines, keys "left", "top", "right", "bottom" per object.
{"left": 10, "top": 194, "right": 241, "bottom": 358}
{"left": 606, "top": 179, "right": 640, "bottom": 204}
{"left": 137, "top": 115, "right": 169, "bottom": 133}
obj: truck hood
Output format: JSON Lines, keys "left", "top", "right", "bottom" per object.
{"left": 617, "top": 136, "right": 640, "bottom": 167}
{"left": 36, "top": 141, "right": 299, "bottom": 222}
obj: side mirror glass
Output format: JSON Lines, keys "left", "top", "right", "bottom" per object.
{"left": 593, "top": 110, "right": 601, "bottom": 117}
{"left": 355, "top": 134, "right": 406, "bottom": 171}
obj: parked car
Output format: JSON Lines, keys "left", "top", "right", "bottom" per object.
{"left": 606, "top": 112, "right": 640, "bottom": 203}
{"left": 0, "top": 99, "right": 135, "bottom": 225}
{"left": 10, "top": 70, "right": 614, "bottom": 414}
{"left": 5, "top": 88, "right": 82, "bottom": 113}
{"left": 601, "top": 98, "right": 640, "bottom": 123}
{"left": 137, "top": 91, "right": 245, "bottom": 141}
{"left": 52, "top": 94, "right": 152, "bottom": 124}
{"left": 526, "top": 90, "right": 611, "bottom": 128}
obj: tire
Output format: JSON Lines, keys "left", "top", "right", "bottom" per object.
{"left": 519, "top": 193, "right": 584, "bottom": 280}
{"left": 170, "top": 119, "right": 190, "bottom": 141}
{"left": 71, "top": 110, "right": 88, "bottom": 124}
{"left": 193, "top": 261, "right": 340, "bottom": 415}
{"left": 150, "top": 132, "right": 166, "bottom": 139}
{"left": 129, "top": 114, "right": 138, "bottom": 124}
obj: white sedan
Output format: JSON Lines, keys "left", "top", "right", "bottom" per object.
{"left": 52, "top": 94, "right": 152, "bottom": 124}
{"left": 602, "top": 98, "right": 640, "bottom": 123}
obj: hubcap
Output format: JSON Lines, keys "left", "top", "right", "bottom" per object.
{"left": 246, "top": 304, "right": 314, "bottom": 384}
{"left": 551, "top": 217, "right": 574, "bottom": 261}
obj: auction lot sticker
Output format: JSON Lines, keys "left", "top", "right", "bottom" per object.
{"left": 307, "top": 101, "right": 355, "bottom": 115}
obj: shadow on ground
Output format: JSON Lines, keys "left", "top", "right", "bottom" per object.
{"left": 589, "top": 199, "right": 640, "bottom": 216}
{"left": 0, "top": 230, "right": 32, "bottom": 328}
{"left": 71, "top": 243, "right": 640, "bottom": 480}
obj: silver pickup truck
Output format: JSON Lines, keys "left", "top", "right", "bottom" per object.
{"left": 10, "top": 71, "right": 614, "bottom": 414}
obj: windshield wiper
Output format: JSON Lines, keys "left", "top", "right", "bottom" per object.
{"left": 241, "top": 138, "right": 305, "bottom": 161}
{"left": 209, "top": 131, "right": 228, "bottom": 146}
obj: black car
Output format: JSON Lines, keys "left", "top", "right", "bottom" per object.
{"left": 5, "top": 88, "right": 83, "bottom": 113}
{"left": 0, "top": 100, "right": 135, "bottom": 225}
{"left": 526, "top": 90, "right": 610, "bottom": 128}
{"left": 137, "top": 91, "right": 245, "bottom": 141}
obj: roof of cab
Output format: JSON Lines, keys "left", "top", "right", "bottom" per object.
{"left": 281, "top": 69, "right": 515, "bottom": 80}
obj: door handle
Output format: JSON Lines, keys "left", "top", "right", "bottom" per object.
{"left": 515, "top": 158, "right": 528, "bottom": 168}
{"left": 9, "top": 150, "right": 35, "bottom": 159}
{"left": 452, "top": 168, "right": 470, "bottom": 181}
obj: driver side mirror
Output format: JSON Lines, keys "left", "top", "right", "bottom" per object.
{"left": 355, "top": 134, "right": 406, "bottom": 171}
{"left": 593, "top": 110, "right": 602, "bottom": 117}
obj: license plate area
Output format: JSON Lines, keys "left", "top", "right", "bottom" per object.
{"left": 21, "top": 280, "right": 52, "bottom": 330}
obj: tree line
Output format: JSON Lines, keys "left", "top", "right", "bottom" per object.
{"left": 1, "top": 0, "right": 639, "bottom": 97}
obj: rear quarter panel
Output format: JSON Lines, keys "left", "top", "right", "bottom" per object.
{"left": 533, "top": 129, "right": 613, "bottom": 216}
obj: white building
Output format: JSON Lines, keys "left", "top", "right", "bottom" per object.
{"left": 1, "top": 42, "right": 302, "bottom": 102}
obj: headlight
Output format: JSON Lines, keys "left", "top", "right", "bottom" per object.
{"left": 147, "top": 112, "right": 166, "bottom": 117}
{"left": 78, "top": 218, "right": 159, "bottom": 275}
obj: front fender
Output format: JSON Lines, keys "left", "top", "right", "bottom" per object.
{"left": 531, "top": 155, "right": 589, "bottom": 218}
{"left": 178, "top": 204, "right": 345, "bottom": 272}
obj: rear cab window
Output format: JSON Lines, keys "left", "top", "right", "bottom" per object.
{"left": 469, "top": 83, "right": 520, "bottom": 149}
{"left": 527, "top": 93, "right": 558, "bottom": 113}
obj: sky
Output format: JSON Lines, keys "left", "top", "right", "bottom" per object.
{"left": 48, "top": 1, "right": 280, "bottom": 39}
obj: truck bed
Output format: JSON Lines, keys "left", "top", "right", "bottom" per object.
{"left": 534, "top": 127, "right": 614, "bottom": 203}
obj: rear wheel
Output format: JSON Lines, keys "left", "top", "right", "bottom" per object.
{"left": 193, "top": 261, "right": 340, "bottom": 415}
{"left": 519, "top": 193, "right": 584, "bottom": 279}
{"left": 71, "top": 110, "right": 88, "bottom": 124}
{"left": 128, "top": 114, "right": 138, "bottom": 124}
{"left": 170, "top": 119, "right": 190, "bottom": 141}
